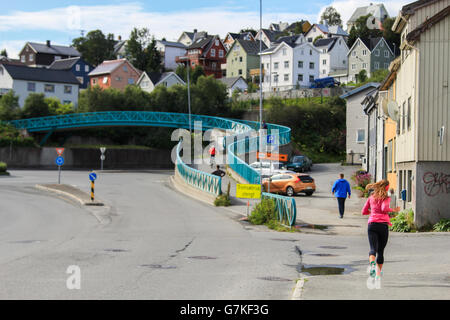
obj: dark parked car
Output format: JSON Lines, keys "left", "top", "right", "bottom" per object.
{"left": 286, "top": 155, "right": 312, "bottom": 173}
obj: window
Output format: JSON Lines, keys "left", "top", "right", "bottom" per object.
{"left": 44, "top": 84, "right": 55, "bottom": 92}
{"left": 211, "top": 49, "right": 216, "bottom": 57}
{"left": 219, "top": 50, "right": 224, "bottom": 58}
{"left": 123, "top": 65, "right": 128, "bottom": 72}
{"left": 128, "top": 78, "right": 134, "bottom": 84}
{"left": 399, "top": 170, "right": 403, "bottom": 191}
{"left": 29, "top": 55, "right": 34, "bottom": 62}
{"left": 374, "top": 49, "right": 380, "bottom": 56}
{"left": 407, "top": 97, "right": 411, "bottom": 130}
{"left": 64, "top": 85, "right": 72, "bottom": 94}
{"left": 298, "top": 61, "right": 303, "bottom": 68}
{"left": 63, "top": 100, "right": 71, "bottom": 105}
{"left": 387, "top": 140, "right": 393, "bottom": 172}
{"left": 212, "top": 62, "right": 217, "bottom": 69}
{"left": 308, "top": 38, "right": 312, "bottom": 42}
{"left": 76, "top": 64, "right": 80, "bottom": 72}
{"left": 352, "top": 51, "right": 356, "bottom": 57}
{"left": 384, "top": 63, "right": 389, "bottom": 69}
{"left": 309, "top": 62, "right": 314, "bottom": 69}
{"left": 238, "top": 69, "right": 242, "bottom": 75}
{"left": 298, "top": 74, "right": 303, "bottom": 82}
{"left": 284, "top": 61, "right": 289, "bottom": 68}
{"left": 407, "top": 170, "right": 412, "bottom": 202}
{"left": 380, "top": 42, "right": 384, "bottom": 47}
{"left": 362, "top": 63, "right": 367, "bottom": 69}
{"left": 266, "top": 63, "right": 269, "bottom": 69}
{"left": 322, "top": 59, "right": 326, "bottom": 65}
{"left": 301, "top": 49, "right": 304, "bottom": 55}
{"left": 115, "top": 76, "right": 122, "bottom": 81}
{"left": 309, "top": 75, "right": 314, "bottom": 82}
{"left": 323, "top": 49, "right": 327, "bottom": 53}
{"left": 274, "top": 62, "right": 279, "bottom": 69}
{"left": 402, "top": 101, "right": 406, "bottom": 133}
{"left": 215, "top": 39, "right": 219, "bottom": 46}
{"left": 85, "top": 65, "right": 89, "bottom": 72}
{"left": 323, "top": 69, "right": 326, "bottom": 74}
{"left": 309, "top": 50, "right": 312, "bottom": 55}
{"left": 282, "top": 48, "right": 287, "bottom": 56}
{"left": 374, "top": 62, "right": 379, "bottom": 69}
{"left": 239, "top": 56, "right": 243, "bottom": 62}
{"left": 274, "top": 74, "right": 279, "bottom": 82}
{"left": 92, "top": 78, "right": 97, "bottom": 85}
{"left": 284, "top": 74, "right": 289, "bottom": 81}
{"left": 384, "top": 50, "right": 389, "bottom": 57}
{"left": 351, "top": 64, "right": 356, "bottom": 70}
{"left": 103, "top": 77, "right": 108, "bottom": 84}
{"left": 27, "top": 82, "right": 36, "bottom": 92}
{"left": 362, "top": 49, "right": 367, "bottom": 56}
{"left": 21, "top": 55, "right": 25, "bottom": 63}
{"left": 357, "top": 129, "right": 365, "bottom": 143}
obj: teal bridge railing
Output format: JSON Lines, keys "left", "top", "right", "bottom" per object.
{"left": 10, "top": 111, "right": 296, "bottom": 225}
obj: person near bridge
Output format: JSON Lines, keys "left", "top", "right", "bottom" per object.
{"left": 212, "top": 165, "right": 225, "bottom": 177}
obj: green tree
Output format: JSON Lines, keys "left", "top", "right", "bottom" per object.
{"left": 347, "top": 14, "right": 383, "bottom": 48}
{"left": 175, "top": 64, "right": 188, "bottom": 82}
{"left": 313, "top": 35, "right": 324, "bottom": 44}
{"left": 0, "top": 49, "right": 7, "bottom": 57}
{"left": 72, "top": 30, "right": 116, "bottom": 66}
{"left": 44, "top": 97, "right": 74, "bottom": 115}
{"left": 126, "top": 27, "right": 162, "bottom": 74}
{"left": 0, "top": 91, "right": 20, "bottom": 120}
{"left": 357, "top": 69, "right": 368, "bottom": 83}
{"left": 22, "top": 93, "right": 51, "bottom": 118}
{"left": 320, "top": 6, "right": 343, "bottom": 27}
{"left": 382, "top": 17, "right": 400, "bottom": 55}
{"left": 191, "top": 65, "right": 205, "bottom": 84}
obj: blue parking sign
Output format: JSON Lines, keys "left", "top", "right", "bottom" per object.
{"left": 267, "top": 135, "right": 278, "bottom": 145}
{"left": 55, "top": 156, "right": 64, "bottom": 166}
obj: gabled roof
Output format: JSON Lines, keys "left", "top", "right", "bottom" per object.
{"left": 157, "top": 40, "right": 186, "bottom": 49}
{"left": 1, "top": 63, "right": 80, "bottom": 84}
{"left": 138, "top": 71, "right": 185, "bottom": 86}
{"left": 340, "top": 82, "right": 380, "bottom": 99}
{"left": 88, "top": 59, "right": 140, "bottom": 77}
{"left": 233, "top": 39, "right": 267, "bottom": 55}
{"left": 218, "top": 76, "right": 246, "bottom": 88}
{"left": 114, "top": 40, "right": 127, "bottom": 54}
{"left": 259, "top": 29, "right": 284, "bottom": 42}
{"left": 347, "top": 3, "right": 389, "bottom": 24}
{"left": 348, "top": 37, "right": 395, "bottom": 56}
{"left": 310, "top": 24, "right": 348, "bottom": 37}
{"left": 187, "top": 36, "right": 214, "bottom": 50}
{"left": 27, "top": 42, "right": 80, "bottom": 56}
{"left": 48, "top": 57, "right": 81, "bottom": 70}
{"left": 273, "top": 35, "right": 301, "bottom": 47}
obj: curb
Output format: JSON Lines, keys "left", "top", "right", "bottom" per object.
{"left": 35, "top": 184, "right": 104, "bottom": 206}
{"left": 292, "top": 278, "right": 305, "bottom": 300}
{"left": 169, "top": 174, "right": 217, "bottom": 206}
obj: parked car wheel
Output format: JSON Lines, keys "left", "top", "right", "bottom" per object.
{"left": 286, "top": 186, "right": 295, "bottom": 197}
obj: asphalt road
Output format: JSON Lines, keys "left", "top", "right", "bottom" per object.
{"left": 1, "top": 169, "right": 449, "bottom": 300}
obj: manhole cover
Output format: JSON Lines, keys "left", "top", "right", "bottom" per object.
{"left": 257, "top": 276, "right": 292, "bottom": 282}
{"left": 301, "top": 266, "right": 345, "bottom": 276}
{"left": 187, "top": 256, "right": 217, "bottom": 260}
{"left": 318, "top": 246, "right": 347, "bottom": 250}
{"left": 141, "top": 264, "right": 176, "bottom": 269}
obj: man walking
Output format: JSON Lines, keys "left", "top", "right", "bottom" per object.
{"left": 332, "top": 173, "right": 351, "bottom": 219}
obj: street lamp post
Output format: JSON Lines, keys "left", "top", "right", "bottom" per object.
{"left": 179, "top": 57, "right": 192, "bottom": 133}
{"left": 259, "top": 0, "right": 263, "bottom": 192}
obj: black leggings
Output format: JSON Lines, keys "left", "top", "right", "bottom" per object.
{"left": 368, "top": 223, "right": 389, "bottom": 264}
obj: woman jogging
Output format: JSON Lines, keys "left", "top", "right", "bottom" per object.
{"left": 361, "top": 179, "right": 400, "bottom": 289}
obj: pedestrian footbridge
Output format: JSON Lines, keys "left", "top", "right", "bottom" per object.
{"left": 10, "top": 111, "right": 296, "bottom": 226}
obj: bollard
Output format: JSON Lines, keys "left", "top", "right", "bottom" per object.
{"left": 91, "top": 181, "right": 95, "bottom": 202}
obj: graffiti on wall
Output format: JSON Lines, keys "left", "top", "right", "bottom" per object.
{"left": 423, "top": 172, "right": 450, "bottom": 197}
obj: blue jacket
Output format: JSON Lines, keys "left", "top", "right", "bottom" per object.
{"left": 332, "top": 179, "right": 351, "bottom": 198}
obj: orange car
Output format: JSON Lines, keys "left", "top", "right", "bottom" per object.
{"left": 262, "top": 173, "right": 316, "bottom": 196}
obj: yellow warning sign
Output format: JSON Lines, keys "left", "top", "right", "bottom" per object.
{"left": 236, "top": 184, "right": 261, "bottom": 199}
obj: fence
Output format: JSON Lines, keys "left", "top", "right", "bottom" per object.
{"left": 262, "top": 192, "right": 297, "bottom": 227}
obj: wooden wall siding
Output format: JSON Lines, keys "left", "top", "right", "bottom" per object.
{"left": 409, "top": 0, "right": 450, "bottom": 31}
{"left": 418, "top": 13, "right": 449, "bottom": 161}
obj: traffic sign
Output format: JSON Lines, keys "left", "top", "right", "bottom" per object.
{"left": 267, "top": 135, "right": 279, "bottom": 145}
{"left": 55, "top": 156, "right": 64, "bottom": 166}
{"left": 257, "top": 152, "right": 287, "bottom": 162}
{"left": 236, "top": 184, "right": 261, "bottom": 199}
{"left": 55, "top": 148, "right": 65, "bottom": 156}
{"left": 89, "top": 172, "right": 97, "bottom": 181}
{"left": 100, "top": 147, "right": 106, "bottom": 154}
{"left": 100, "top": 155, "right": 105, "bottom": 161}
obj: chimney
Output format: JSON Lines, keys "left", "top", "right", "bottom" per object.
{"left": 46, "top": 40, "right": 51, "bottom": 47}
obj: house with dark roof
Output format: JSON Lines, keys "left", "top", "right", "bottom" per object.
{"left": 88, "top": 59, "right": 142, "bottom": 90}
{"left": 114, "top": 36, "right": 128, "bottom": 59}
{"left": 18, "top": 41, "right": 80, "bottom": 67}
{"left": 0, "top": 63, "right": 80, "bottom": 107}
{"left": 155, "top": 40, "right": 187, "bottom": 71}
{"left": 175, "top": 35, "right": 227, "bottom": 79}
{"left": 313, "top": 36, "right": 349, "bottom": 78}
{"left": 255, "top": 29, "right": 285, "bottom": 48}
{"left": 223, "top": 32, "right": 255, "bottom": 50}
{"left": 304, "top": 22, "right": 349, "bottom": 43}
{"left": 48, "top": 57, "right": 93, "bottom": 89}
{"left": 225, "top": 39, "right": 267, "bottom": 80}
{"left": 218, "top": 76, "right": 248, "bottom": 96}
{"left": 347, "top": 37, "right": 396, "bottom": 82}
{"left": 137, "top": 71, "right": 185, "bottom": 93}
{"left": 177, "top": 30, "right": 209, "bottom": 47}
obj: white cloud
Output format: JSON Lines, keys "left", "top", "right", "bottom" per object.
{"left": 0, "top": 40, "right": 26, "bottom": 59}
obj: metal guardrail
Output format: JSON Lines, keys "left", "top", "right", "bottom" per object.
{"left": 262, "top": 192, "right": 297, "bottom": 226}
{"left": 176, "top": 140, "right": 222, "bottom": 196}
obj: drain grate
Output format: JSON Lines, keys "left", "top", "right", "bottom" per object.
{"left": 141, "top": 264, "right": 176, "bottom": 269}
{"left": 187, "top": 256, "right": 217, "bottom": 260}
{"left": 257, "top": 276, "right": 292, "bottom": 282}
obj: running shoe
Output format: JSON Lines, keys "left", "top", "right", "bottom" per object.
{"left": 366, "top": 276, "right": 376, "bottom": 290}
{"left": 367, "top": 261, "right": 376, "bottom": 278}
{"left": 375, "top": 275, "right": 381, "bottom": 289}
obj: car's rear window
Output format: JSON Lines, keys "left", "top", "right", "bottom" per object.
{"left": 293, "top": 156, "right": 304, "bottom": 162}
{"left": 299, "top": 175, "right": 314, "bottom": 183}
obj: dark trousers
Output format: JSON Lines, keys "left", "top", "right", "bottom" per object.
{"left": 337, "top": 197, "right": 346, "bottom": 217}
{"left": 368, "top": 223, "right": 389, "bottom": 264}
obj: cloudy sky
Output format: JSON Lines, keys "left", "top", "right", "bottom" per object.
{"left": 0, "top": 0, "right": 410, "bottom": 58}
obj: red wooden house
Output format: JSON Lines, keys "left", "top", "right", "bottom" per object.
{"left": 176, "top": 34, "right": 226, "bottom": 79}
